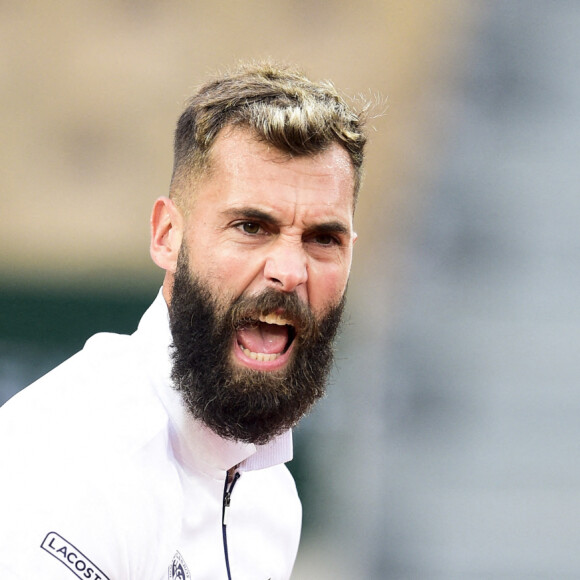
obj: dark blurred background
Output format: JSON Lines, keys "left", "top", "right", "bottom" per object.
{"left": 2, "top": 2, "right": 579, "bottom": 577}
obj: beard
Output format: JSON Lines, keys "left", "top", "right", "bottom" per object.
{"left": 168, "top": 247, "right": 345, "bottom": 444}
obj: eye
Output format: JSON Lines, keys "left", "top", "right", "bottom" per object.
{"left": 237, "top": 221, "right": 262, "bottom": 235}
{"left": 309, "top": 232, "right": 341, "bottom": 246}
{"left": 313, "top": 233, "right": 337, "bottom": 245}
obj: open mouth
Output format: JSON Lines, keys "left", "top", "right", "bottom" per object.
{"left": 235, "top": 313, "right": 297, "bottom": 363}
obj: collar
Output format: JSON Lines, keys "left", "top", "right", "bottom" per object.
{"left": 133, "top": 289, "right": 293, "bottom": 478}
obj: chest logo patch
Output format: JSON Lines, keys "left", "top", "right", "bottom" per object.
{"left": 41, "top": 532, "right": 110, "bottom": 580}
{"left": 168, "top": 550, "right": 191, "bottom": 580}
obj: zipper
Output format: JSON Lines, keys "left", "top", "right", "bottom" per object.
{"left": 222, "top": 469, "right": 241, "bottom": 580}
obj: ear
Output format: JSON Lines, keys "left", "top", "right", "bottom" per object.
{"left": 150, "top": 196, "right": 183, "bottom": 274}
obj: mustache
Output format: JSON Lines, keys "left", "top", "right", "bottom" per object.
{"left": 227, "top": 289, "right": 319, "bottom": 343}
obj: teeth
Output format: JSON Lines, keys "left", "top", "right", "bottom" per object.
{"left": 259, "top": 313, "right": 291, "bottom": 326}
{"left": 241, "top": 346, "right": 280, "bottom": 362}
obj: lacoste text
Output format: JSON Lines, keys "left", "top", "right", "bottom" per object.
{"left": 41, "top": 532, "right": 110, "bottom": 580}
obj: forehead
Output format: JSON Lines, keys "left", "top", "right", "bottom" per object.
{"left": 193, "top": 127, "right": 356, "bottom": 219}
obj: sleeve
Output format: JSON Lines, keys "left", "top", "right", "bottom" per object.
{"left": 0, "top": 475, "right": 122, "bottom": 580}
{"left": 0, "top": 435, "right": 176, "bottom": 580}
{"left": 0, "top": 336, "right": 172, "bottom": 579}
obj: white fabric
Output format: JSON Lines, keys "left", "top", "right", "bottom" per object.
{"left": 0, "top": 290, "right": 301, "bottom": 580}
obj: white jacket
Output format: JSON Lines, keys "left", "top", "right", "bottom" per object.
{"left": 0, "top": 291, "right": 301, "bottom": 579}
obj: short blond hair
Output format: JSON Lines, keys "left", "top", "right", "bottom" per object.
{"left": 170, "top": 61, "right": 367, "bottom": 207}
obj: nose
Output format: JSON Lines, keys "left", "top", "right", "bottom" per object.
{"left": 263, "top": 239, "right": 308, "bottom": 293}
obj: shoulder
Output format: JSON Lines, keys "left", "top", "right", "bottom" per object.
{"left": 237, "top": 463, "right": 302, "bottom": 521}
{"left": 0, "top": 332, "right": 180, "bottom": 577}
{"left": 0, "top": 301, "right": 182, "bottom": 578}
{"left": 0, "top": 327, "right": 175, "bottom": 514}
{"left": 1, "top": 330, "right": 134, "bottom": 413}
{"left": 0, "top": 330, "right": 162, "bottom": 444}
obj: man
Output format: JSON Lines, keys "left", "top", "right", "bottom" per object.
{"left": 0, "top": 62, "right": 367, "bottom": 579}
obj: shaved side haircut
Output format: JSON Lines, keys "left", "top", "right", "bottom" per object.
{"left": 170, "top": 61, "right": 368, "bottom": 209}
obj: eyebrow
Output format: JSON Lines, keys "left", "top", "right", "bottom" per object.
{"left": 305, "top": 220, "right": 350, "bottom": 237}
{"left": 222, "top": 206, "right": 351, "bottom": 236}
{"left": 222, "top": 207, "right": 282, "bottom": 227}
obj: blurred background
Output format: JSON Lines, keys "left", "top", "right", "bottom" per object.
{"left": 2, "top": 1, "right": 580, "bottom": 578}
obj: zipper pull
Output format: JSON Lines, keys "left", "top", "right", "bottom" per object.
{"left": 222, "top": 471, "right": 240, "bottom": 526}
{"left": 223, "top": 492, "right": 231, "bottom": 526}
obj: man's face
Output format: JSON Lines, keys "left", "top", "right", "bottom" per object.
{"left": 168, "top": 127, "right": 357, "bottom": 443}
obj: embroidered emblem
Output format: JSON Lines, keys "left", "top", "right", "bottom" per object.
{"left": 41, "top": 532, "right": 110, "bottom": 580}
{"left": 168, "top": 550, "right": 191, "bottom": 580}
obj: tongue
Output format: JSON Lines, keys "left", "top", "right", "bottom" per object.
{"left": 237, "top": 322, "right": 289, "bottom": 355}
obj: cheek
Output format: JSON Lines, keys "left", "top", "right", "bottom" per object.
{"left": 309, "top": 262, "right": 350, "bottom": 309}
{"left": 195, "top": 248, "right": 262, "bottom": 296}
